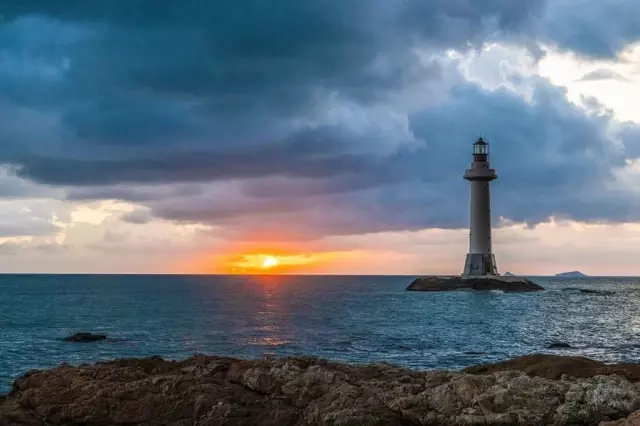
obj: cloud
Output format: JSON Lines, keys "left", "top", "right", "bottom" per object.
{"left": 0, "top": 199, "right": 63, "bottom": 238}
{"left": 121, "top": 210, "right": 153, "bottom": 225}
{"left": 0, "top": 240, "right": 72, "bottom": 256}
{"left": 541, "top": 0, "right": 640, "bottom": 58}
{"left": 0, "top": 0, "right": 639, "bottom": 245}
{"left": 0, "top": 1, "right": 545, "bottom": 185}
{"left": 577, "top": 69, "right": 630, "bottom": 82}
{"left": 0, "top": 241, "right": 22, "bottom": 256}
{"left": 66, "top": 184, "right": 203, "bottom": 202}
{"left": 0, "top": 166, "right": 61, "bottom": 198}
{"left": 64, "top": 74, "right": 640, "bottom": 241}
{"left": 618, "top": 123, "right": 640, "bottom": 159}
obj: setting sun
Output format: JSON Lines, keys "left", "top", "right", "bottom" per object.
{"left": 185, "top": 247, "right": 362, "bottom": 274}
{"left": 262, "top": 256, "right": 279, "bottom": 269}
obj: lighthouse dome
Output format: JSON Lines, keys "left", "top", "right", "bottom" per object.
{"left": 474, "top": 137, "right": 489, "bottom": 155}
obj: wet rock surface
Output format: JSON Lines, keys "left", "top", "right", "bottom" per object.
{"left": 3, "top": 354, "right": 640, "bottom": 425}
{"left": 407, "top": 275, "right": 545, "bottom": 292}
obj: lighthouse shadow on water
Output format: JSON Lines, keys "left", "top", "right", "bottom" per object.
{"left": 406, "top": 137, "right": 544, "bottom": 293}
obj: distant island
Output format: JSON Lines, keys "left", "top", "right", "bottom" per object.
{"left": 555, "top": 271, "right": 587, "bottom": 278}
{"left": 504, "top": 272, "right": 516, "bottom": 276}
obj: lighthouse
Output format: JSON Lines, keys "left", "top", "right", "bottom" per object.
{"left": 462, "top": 137, "right": 498, "bottom": 276}
{"left": 406, "top": 136, "right": 545, "bottom": 291}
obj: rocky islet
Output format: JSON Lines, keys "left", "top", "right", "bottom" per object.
{"left": 406, "top": 275, "right": 545, "bottom": 292}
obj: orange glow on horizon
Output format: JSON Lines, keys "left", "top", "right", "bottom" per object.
{"left": 225, "top": 252, "right": 322, "bottom": 274}
{"left": 178, "top": 246, "right": 381, "bottom": 275}
{"left": 172, "top": 229, "right": 422, "bottom": 274}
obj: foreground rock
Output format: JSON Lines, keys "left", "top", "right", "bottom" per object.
{"left": 464, "top": 354, "right": 640, "bottom": 381}
{"left": 407, "top": 275, "right": 545, "bottom": 292}
{"left": 603, "top": 411, "right": 640, "bottom": 425}
{"left": 465, "top": 355, "right": 640, "bottom": 426}
{"left": 3, "top": 354, "right": 640, "bottom": 425}
{"left": 63, "top": 332, "right": 107, "bottom": 342}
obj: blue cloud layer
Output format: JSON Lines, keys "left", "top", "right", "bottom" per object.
{"left": 0, "top": 0, "right": 639, "bottom": 239}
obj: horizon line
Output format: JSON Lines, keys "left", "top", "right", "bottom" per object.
{"left": 0, "top": 272, "right": 636, "bottom": 278}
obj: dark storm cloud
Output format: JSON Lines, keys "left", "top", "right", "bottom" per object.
{"left": 542, "top": 0, "right": 640, "bottom": 57}
{"left": 66, "top": 185, "right": 203, "bottom": 202}
{"left": 0, "top": 0, "right": 544, "bottom": 160}
{"left": 0, "top": 0, "right": 504, "bottom": 110}
{"left": 138, "top": 78, "right": 634, "bottom": 235}
{"left": 0, "top": 0, "right": 639, "bottom": 238}
{"left": 16, "top": 147, "right": 376, "bottom": 186}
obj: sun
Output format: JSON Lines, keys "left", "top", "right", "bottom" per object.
{"left": 262, "top": 256, "right": 279, "bottom": 269}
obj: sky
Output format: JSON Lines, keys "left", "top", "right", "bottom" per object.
{"left": 1, "top": 1, "right": 640, "bottom": 275}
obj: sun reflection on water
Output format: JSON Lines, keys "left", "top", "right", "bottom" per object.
{"left": 234, "top": 276, "right": 294, "bottom": 349}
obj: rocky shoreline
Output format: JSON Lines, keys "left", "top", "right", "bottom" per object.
{"left": 2, "top": 354, "right": 640, "bottom": 425}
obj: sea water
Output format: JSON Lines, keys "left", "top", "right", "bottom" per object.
{"left": 1, "top": 274, "right": 639, "bottom": 392}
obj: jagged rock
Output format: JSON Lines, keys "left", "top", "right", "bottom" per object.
{"left": 557, "top": 375, "right": 640, "bottom": 424}
{"left": 63, "top": 332, "right": 107, "bottom": 342}
{"left": 407, "top": 275, "right": 545, "bottom": 292}
{"left": 3, "top": 354, "right": 640, "bottom": 425}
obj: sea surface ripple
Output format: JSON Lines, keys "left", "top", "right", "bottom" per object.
{"left": 1, "top": 274, "right": 639, "bottom": 392}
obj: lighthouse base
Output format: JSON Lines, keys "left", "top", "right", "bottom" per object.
{"left": 463, "top": 253, "right": 498, "bottom": 276}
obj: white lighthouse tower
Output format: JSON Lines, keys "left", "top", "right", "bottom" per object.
{"left": 462, "top": 137, "right": 499, "bottom": 276}
{"left": 406, "top": 136, "right": 544, "bottom": 291}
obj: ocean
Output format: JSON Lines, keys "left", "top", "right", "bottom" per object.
{"left": 1, "top": 274, "right": 639, "bottom": 393}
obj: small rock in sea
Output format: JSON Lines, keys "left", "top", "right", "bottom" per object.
{"left": 63, "top": 332, "right": 107, "bottom": 343}
{"left": 548, "top": 342, "right": 573, "bottom": 349}
{"left": 407, "top": 275, "right": 545, "bottom": 292}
